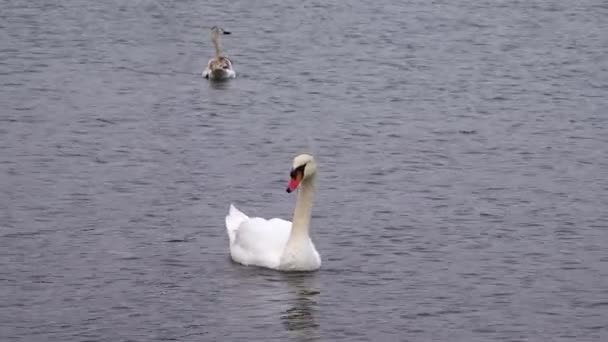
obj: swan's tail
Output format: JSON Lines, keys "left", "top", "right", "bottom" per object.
{"left": 225, "top": 204, "right": 248, "bottom": 245}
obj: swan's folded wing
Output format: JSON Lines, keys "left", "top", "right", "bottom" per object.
{"left": 230, "top": 217, "right": 292, "bottom": 269}
{"left": 202, "top": 58, "right": 214, "bottom": 79}
{"left": 225, "top": 204, "right": 248, "bottom": 245}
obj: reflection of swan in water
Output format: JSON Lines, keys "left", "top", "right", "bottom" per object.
{"left": 280, "top": 273, "right": 320, "bottom": 340}
{"left": 208, "top": 78, "right": 232, "bottom": 90}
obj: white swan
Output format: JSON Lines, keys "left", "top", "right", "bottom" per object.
{"left": 202, "top": 26, "right": 236, "bottom": 80}
{"left": 225, "top": 154, "right": 321, "bottom": 272}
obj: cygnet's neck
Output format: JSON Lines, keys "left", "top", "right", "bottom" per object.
{"left": 212, "top": 35, "right": 222, "bottom": 57}
{"left": 288, "top": 176, "right": 316, "bottom": 242}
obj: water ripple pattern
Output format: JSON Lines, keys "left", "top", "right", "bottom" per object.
{"left": 1, "top": 0, "right": 607, "bottom": 341}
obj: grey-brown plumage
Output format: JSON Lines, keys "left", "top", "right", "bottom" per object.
{"left": 203, "top": 26, "right": 236, "bottom": 80}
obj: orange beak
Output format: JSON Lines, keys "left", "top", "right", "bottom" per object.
{"left": 286, "top": 173, "right": 302, "bottom": 193}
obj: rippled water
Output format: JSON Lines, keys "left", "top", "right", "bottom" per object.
{"left": 1, "top": 0, "right": 607, "bottom": 341}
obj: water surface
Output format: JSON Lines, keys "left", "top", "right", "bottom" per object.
{"left": 1, "top": 0, "right": 607, "bottom": 341}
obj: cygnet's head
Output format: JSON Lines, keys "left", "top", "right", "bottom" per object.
{"left": 286, "top": 154, "right": 317, "bottom": 193}
{"left": 210, "top": 26, "right": 231, "bottom": 39}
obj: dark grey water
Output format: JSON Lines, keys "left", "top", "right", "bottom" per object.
{"left": 1, "top": 0, "right": 607, "bottom": 341}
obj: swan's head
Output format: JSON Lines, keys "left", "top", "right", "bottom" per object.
{"left": 286, "top": 154, "right": 316, "bottom": 193}
{"left": 210, "top": 26, "right": 231, "bottom": 39}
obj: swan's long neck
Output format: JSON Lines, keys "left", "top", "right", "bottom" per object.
{"left": 288, "top": 177, "right": 315, "bottom": 243}
{"left": 212, "top": 34, "right": 222, "bottom": 57}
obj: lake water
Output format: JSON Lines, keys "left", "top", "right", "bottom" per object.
{"left": 1, "top": 0, "right": 607, "bottom": 341}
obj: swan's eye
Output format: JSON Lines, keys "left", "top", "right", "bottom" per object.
{"left": 290, "top": 164, "right": 306, "bottom": 179}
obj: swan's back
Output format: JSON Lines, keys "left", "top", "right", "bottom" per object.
{"left": 203, "top": 56, "right": 235, "bottom": 80}
{"left": 208, "top": 56, "right": 233, "bottom": 71}
{"left": 225, "top": 204, "right": 247, "bottom": 245}
{"left": 225, "top": 204, "right": 292, "bottom": 269}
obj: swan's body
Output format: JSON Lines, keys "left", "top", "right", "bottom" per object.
{"left": 226, "top": 204, "right": 321, "bottom": 271}
{"left": 225, "top": 154, "right": 321, "bottom": 272}
{"left": 203, "top": 56, "right": 235, "bottom": 80}
{"left": 203, "top": 26, "right": 236, "bottom": 80}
